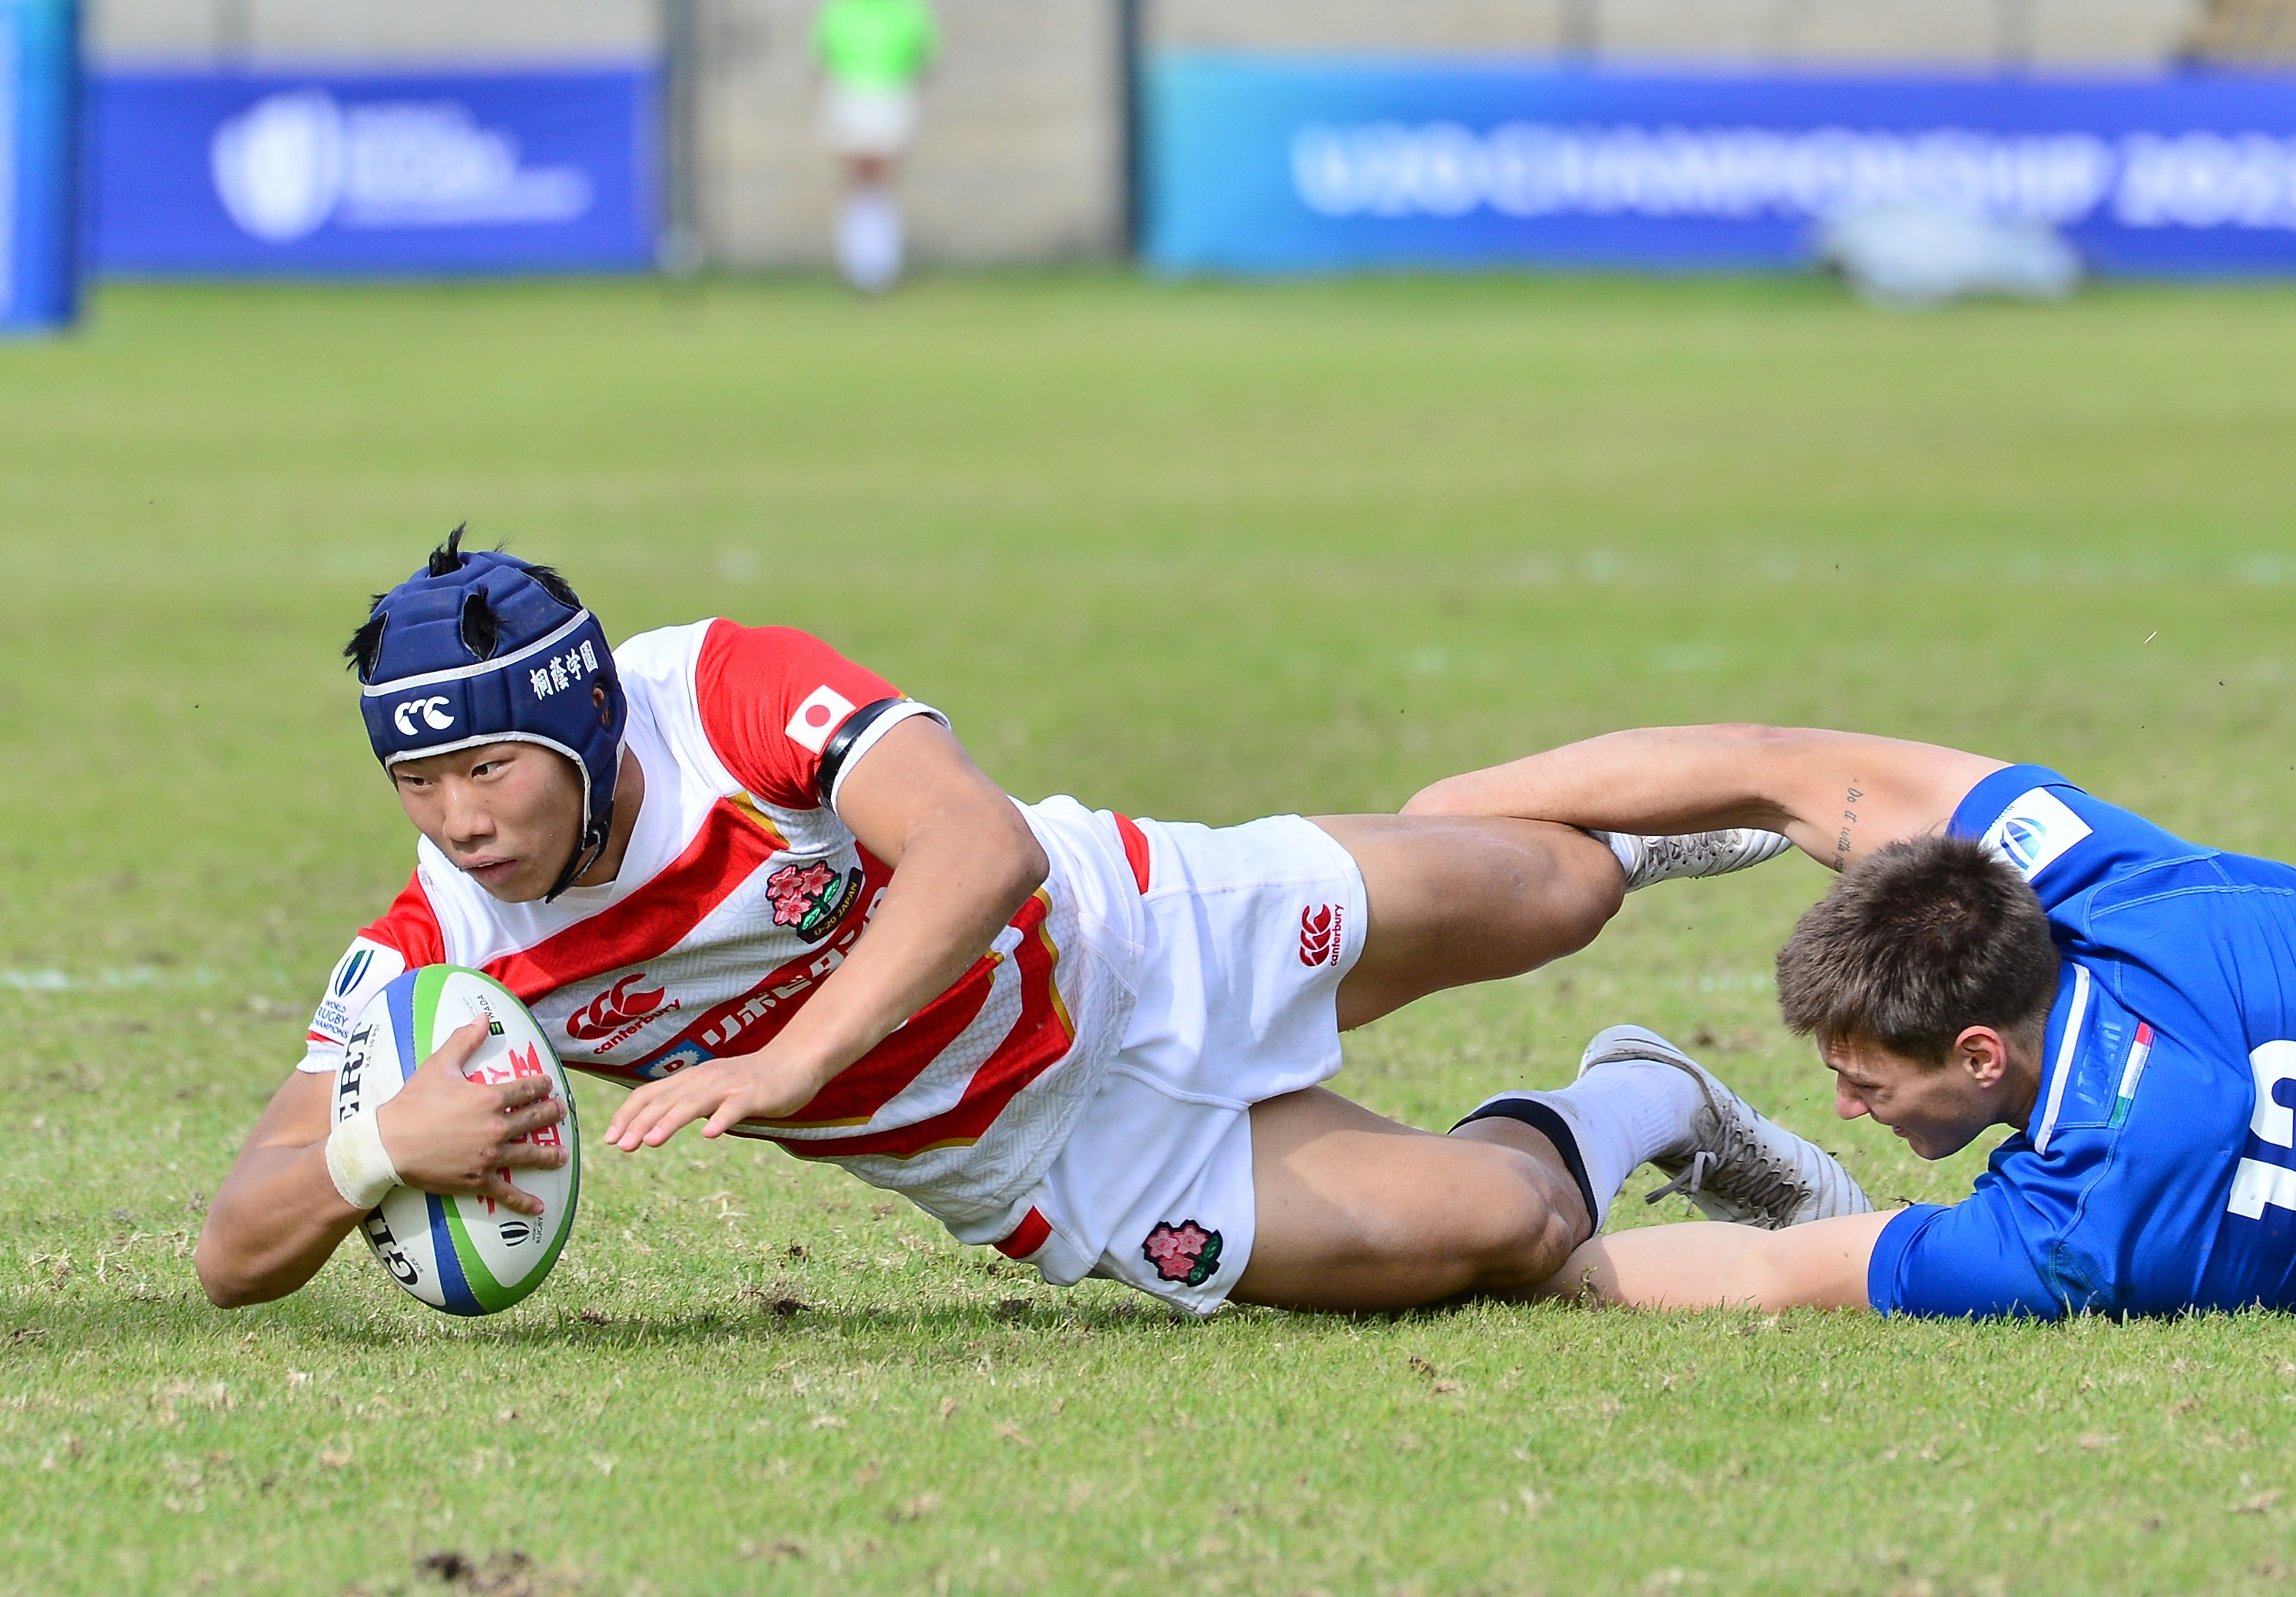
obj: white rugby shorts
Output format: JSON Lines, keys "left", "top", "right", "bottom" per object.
{"left": 984, "top": 812, "right": 1367, "bottom": 1316}
{"left": 819, "top": 85, "right": 918, "bottom": 158}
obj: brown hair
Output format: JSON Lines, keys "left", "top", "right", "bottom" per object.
{"left": 1775, "top": 834, "right": 2059, "bottom": 1066}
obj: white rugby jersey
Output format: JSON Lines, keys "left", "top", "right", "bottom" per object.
{"left": 303, "top": 620, "right": 1148, "bottom": 1238}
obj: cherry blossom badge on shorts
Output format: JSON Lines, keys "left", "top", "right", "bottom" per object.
{"left": 1142, "top": 1220, "right": 1223, "bottom": 1287}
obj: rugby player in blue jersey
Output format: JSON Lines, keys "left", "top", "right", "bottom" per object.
{"left": 1411, "top": 726, "right": 2296, "bottom": 1319}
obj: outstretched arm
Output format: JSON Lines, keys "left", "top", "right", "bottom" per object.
{"left": 601, "top": 716, "right": 1047, "bottom": 1147}
{"left": 197, "top": 1021, "right": 570, "bottom": 1307}
{"left": 1540, "top": 1210, "right": 1897, "bottom": 1311}
{"left": 1404, "top": 725, "right": 2004, "bottom": 873}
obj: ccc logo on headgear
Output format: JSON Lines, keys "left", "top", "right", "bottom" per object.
{"left": 392, "top": 696, "right": 454, "bottom": 735}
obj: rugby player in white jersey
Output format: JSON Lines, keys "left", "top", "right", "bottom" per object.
{"left": 197, "top": 534, "right": 1868, "bottom": 1316}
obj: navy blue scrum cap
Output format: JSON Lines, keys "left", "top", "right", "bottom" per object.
{"left": 349, "top": 527, "right": 623, "bottom": 898}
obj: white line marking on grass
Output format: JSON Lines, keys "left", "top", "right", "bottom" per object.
{"left": 0, "top": 967, "right": 220, "bottom": 992}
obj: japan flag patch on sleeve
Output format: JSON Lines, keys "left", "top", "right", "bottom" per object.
{"left": 1981, "top": 788, "right": 2093, "bottom": 883}
{"left": 785, "top": 685, "right": 856, "bottom": 754}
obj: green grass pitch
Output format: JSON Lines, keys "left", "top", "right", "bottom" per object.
{"left": 6, "top": 272, "right": 2296, "bottom": 1595}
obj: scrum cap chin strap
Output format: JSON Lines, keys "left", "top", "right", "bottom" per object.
{"left": 544, "top": 750, "right": 619, "bottom": 901}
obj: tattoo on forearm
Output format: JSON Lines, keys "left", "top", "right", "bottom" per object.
{"left": 1832, "top": 785, "right": 1863, "bottom": 871}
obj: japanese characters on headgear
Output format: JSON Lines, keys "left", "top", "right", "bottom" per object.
{"left": 349, "top": 527, "right": 624, "bottom": 901}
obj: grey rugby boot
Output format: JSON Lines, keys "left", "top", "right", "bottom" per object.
{"left": 1578, "top": 1023, "right": 1872, "bottom": 1229}
{"left": 1594, "top": 828, "right": 1795, "bottom": 893}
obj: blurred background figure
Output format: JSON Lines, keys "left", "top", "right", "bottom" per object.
{"left": 812, "top": 0, "right": 940, "bottom": 293}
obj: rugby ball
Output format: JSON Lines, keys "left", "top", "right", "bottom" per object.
{"left": 333, "top": 965, "right": 581, "bottom": 1316}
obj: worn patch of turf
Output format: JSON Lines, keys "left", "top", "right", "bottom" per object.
{"left": 5, "top": 272, "right": 2296, "bottom": 1595}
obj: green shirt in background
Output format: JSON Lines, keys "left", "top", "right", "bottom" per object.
{"left": 812, "top": 0, "right": 940, "bottom": 90}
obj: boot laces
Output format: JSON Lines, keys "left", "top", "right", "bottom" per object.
{"left": 1639, "top": 832, "right": 1746, "bottom": 879}
{"left": 1643, "top": 1150, "right": 1717, "bottom": 1205}
{"left": 1649, "top": 1104, "right": 1807, "bottom": 1222}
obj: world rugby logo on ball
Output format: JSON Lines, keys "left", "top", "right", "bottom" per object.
{"left": 335, "top": 965, "right": 581, "bottom": 1315}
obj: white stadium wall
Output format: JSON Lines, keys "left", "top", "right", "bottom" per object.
{"left": 90, "top": 0, "right": 655, "bottom": 61}
{"left": 1149, "top": 0, "right": 2201, "bottom": 67}
{"left": 693, "top": 0, "right": 1122, "bottom": 267}
{"left": 88, "top": 0, "right": 2209, "bottom": 267}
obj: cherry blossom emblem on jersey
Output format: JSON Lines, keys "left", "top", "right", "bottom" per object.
{"left": 766, "top": 861, "right": 863, "bottom": 941}
{"left": 1142, "top": 1220, "right": 1222, "bottom": 1287}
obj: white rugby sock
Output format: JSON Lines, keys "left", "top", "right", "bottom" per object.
{"left": 1526, "top": 1060, "right": 1705, "bottom": 1227}
{"left": 838, "top": 190, "right": 904, "bottom": 293}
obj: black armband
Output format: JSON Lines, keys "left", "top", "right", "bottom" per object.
{"left": 816, "top": 696, "right": 908, "bottom": 808}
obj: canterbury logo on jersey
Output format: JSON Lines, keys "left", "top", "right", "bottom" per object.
{"left": 392, "top": 696, "right": 455, "bottom": 735}
{"left": 1299, "top": 903, "right": 1344, "bottom": 967}
{"left": 567, "top": 973, "right": 677, "bottom": 1043}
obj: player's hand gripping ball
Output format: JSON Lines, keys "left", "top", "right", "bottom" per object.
{"left": 334, "top": 966, "right": 581, "bottom": 1315}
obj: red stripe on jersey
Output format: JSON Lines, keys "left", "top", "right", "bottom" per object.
{"left": 359, "top": 873, "right": 446, "bottom": 968}
{"left": 759, "top": 923, "right": 1007, "bottom": 1127}
{"left": 484, "top": 798, "right": 782, "bottom": 1003}
{"left": 770, "top": 892, "right": 1076, "bottom": 1162}
{"left": 694, "top": 620, "right": 905, "bottom": 812}
{"left": 1113, "top": 813, "right": 1152, "bottom": 894}
{"left": 994, "top": 1206, "right": 1052, "bottom": 1260}
{"left": 624, "top": 849, "right": 893, "bottom": 1070}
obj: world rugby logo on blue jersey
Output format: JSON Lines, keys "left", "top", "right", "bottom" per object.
{"left": 1981, "top": 789, "right": 2093, "bottom": 883}
{"left": 1998, "top": 817, "right": 2045, "bottom": 874}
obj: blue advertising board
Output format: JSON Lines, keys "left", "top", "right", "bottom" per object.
{"left": 1146, "top": 54, "right": 2296, "bottom": 276}
{"left": 89, "top": 64, "right": 657, "bottom": 274}
{"left": 2, "top": 0, "right": 78, "bottom": 331}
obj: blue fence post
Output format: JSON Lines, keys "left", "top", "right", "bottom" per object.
{"left": 1, "top": 0, "right": 79, "bottom": 333}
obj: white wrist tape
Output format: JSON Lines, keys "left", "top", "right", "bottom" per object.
{"left": 326, "top": 1107, "right": 402, "bottom": 1212}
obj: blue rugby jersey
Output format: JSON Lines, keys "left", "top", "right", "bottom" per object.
{"left": 1869, "top": 765, "right": 2296, "bottom": 1318}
